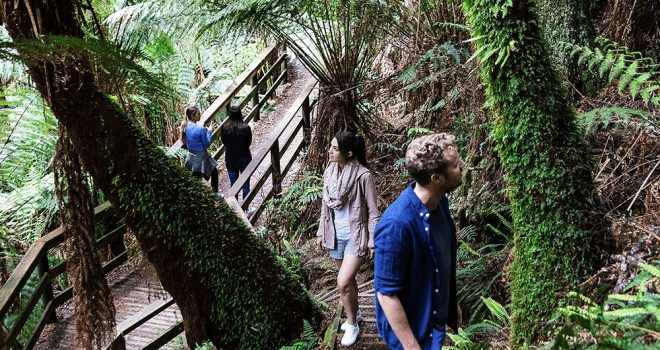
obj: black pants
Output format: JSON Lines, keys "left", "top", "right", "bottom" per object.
{"left": 192, "top": 168, "right": 219, "bottom": 193}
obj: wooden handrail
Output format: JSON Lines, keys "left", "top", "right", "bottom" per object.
{"left": 170, "top": 42, "right": 282, "bottom": 151}
{"left": 226, "top": 78, "right": 318, "bottom": 223}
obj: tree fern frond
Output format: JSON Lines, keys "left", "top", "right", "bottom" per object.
{"left": 14, "top": 35, "right": 173, "bottom": 98}
{"left": 640, "top": 85, "right": 659, "bottom": 103}
{"left": 577, "top": 105, "right": 652, "bottom": 134}
{"left": 588, "top": 48, "right": 604, "bottom": 71}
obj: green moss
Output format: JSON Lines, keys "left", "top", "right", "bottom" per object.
{"left": 535, "top": 0, "right": 600, "bottom": 95}
{"left": 462, "top": 0, "right": 595, "bottom": 346}
{"left": 109, "top": 108, "right": 322, "bottom": 349}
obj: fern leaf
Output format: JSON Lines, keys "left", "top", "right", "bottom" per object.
{"left": 603, "top": 307, "right": 649, "bottom": 320}
{"left": 617, "top": 61, "right": 639, "bottom": 93}
{"left": 481, "top": 297, "right": 509, "bottom": 326}
{"left": 598, "top": 52, "right": 615, "bottom": 78}
{"left": 640, "top": 84, "right": 659, "bottom": 103}
{"left": 638, "top": 262, "right": 660, "bottom": 278}
{"left": 606, "top": 294, "right": 639, "bottom": 302}
{"left": 588, "top": 48, "right": 604, "bottom": 71}
{"left": 430, "top": 99, "right": 446, "bottom": 111}
{"left": 577, "top": 47, "right": 593, "bottom": 66}
{"left": 609, "top": 55, "right": 627, "bottom": 82}
{"left": 397, "top": 63, "right": 417, "bottom": 83}
{"left": 569, "top": 45, "right": 583, "bottom": 58}
{"left": 628, "top": 72, "right": 651, "bottom": 99}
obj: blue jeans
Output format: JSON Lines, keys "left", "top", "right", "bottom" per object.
{"left": 227, "top": 168, "right": 250, "bottom": 199}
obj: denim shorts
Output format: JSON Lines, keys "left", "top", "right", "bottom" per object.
{"left": 329, "top": 238, "right": 356, "bottom": 260}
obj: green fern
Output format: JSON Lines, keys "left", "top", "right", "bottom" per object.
{"left": 0, "top": 87, "right": 59, "bottom": 251}
{"left": 563, "top": 38, "right": 660, "bottom": 106}
{"left": 481, "top": 297, "right": 509, "bottom": 328}
{"left": 444, "top": 298, "right": 509, "bottom": 349}
{"left": 551, "top": 261, "right": 659, "bottom": 349}
{"left": 278, "top": 320, "right": 317, "bottom": 350}
{"left": 577, "top": 105, "right": 654, "bottom": 135}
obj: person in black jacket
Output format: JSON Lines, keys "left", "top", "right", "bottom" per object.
{"left": 220, "top": 106, "right": 252, "bottom": 199}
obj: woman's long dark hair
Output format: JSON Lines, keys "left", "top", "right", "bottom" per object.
{"left": 222, "top": 106, "right": 250, "bottom": 136}
{"left": 179, "top": 105, "right": 200, "bottom": 148}
{"left": 335, "top": 131, "right": 368, "bottom": 167}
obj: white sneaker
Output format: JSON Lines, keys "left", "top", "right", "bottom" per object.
{"left": 340, "top": 323, "right": 359, "bottom": 347}
{"left": 340, "top": 309, "right": 363, "bottom": 331}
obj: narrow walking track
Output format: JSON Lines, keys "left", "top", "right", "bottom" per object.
{"left": 319, "top": 279, "right": 387, "bottom": 350}
{"left": 34, "top": 56, "right": 315, "bottom": 349}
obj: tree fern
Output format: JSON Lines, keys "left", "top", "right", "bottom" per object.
{"left": 0, "top": 87, "right": 59, "bottom": 255}
{"left": 563, "top": 37, "right": 660, "bottom": 106}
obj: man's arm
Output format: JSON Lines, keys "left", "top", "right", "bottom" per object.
{"left": 377, "top": 292, "right": 420, "bottom": 350}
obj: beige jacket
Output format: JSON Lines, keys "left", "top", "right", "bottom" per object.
{"left": 317, "top": 164, "right": 380, "bottom": 257}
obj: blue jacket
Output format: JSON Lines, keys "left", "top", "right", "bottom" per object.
{"left": 185, "top": 123, "right": 212, "bottom": 153}
{"left": 374, "top": 182, "right": 458, "bottom": 349}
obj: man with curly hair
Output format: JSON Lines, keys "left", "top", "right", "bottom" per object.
{"left": 374, "top": 133, "right": 464, "bottom": 349}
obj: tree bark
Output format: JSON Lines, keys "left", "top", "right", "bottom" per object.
{"left": 463, "top": 0, "right": 595, "bottom": 346}
{"left": 1, "top": 1, "right": 321, "bottom": 349}
{"left": 536, "top": 0, "right": 600, "bottom": 95}
{"left": 54, "top": 127, "right": 116, "bottom": 350}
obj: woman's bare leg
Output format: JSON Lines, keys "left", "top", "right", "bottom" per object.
{"left": 336, "top": 255, "right": 363, "bottom": 324}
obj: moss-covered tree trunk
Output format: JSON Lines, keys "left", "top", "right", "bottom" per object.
{"left": 462, "top": 0, "right": 595, "bottom": 346}
{"left": 1, "top": 1, "right": 321, "bottom": 349}
{"left": 536, "top": 0, "right": 599, "bottom": 95}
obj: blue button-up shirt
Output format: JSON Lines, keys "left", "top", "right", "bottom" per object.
{"left": 374, "top": 182, "right": 457, "bottom": 349}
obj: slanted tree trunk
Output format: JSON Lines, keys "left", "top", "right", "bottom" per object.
{"left": 463, "top": 0, "right": 595, "bottom": 346}
{"left": 1, "top": 2, "right": 321, "bottom": 349}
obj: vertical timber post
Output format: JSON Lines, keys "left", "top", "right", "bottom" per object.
{"left": 38, "top": 254, "right": 57, "bottom": 323}
{"left": 270, "top": 140, "right": 282, "bottom": 196}
{"left": 281, "top": 43, "right": 288, "bottom": 83}
{"left": 110, "top": 334, "right": 127, "bottom": 350}
{"left": 251, "top": 74, "right": 260, "bottom": 121}
{"left": 301, "top": 97, "right": 311, "bottom": 149}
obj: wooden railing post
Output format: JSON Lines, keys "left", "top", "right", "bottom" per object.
{"left": 270, "top": 140, "right": 282, "bottom": 195}
{"left": 38, "top": 255, "right": 57, "bottom": 323}
{"left": 281, "top": 44, "right": 288, "bottom": 83}
{"left": 109, "top": 334, "right": 127, "bottom": 350}
{"left": 301, "top": 97, "right": 311, "bottom": 149}
{"left": 251, "top": 73, "right": 260, "bottom": 121}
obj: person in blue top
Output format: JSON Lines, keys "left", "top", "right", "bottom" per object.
{"left": 220, "top": 106, "right": 252, "bottom": 199}
{"left": 374, "top": 133, "right": 464, "bottom": 350}
{"left": 180, "top": 105, "right": 219, "bottom": 193}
